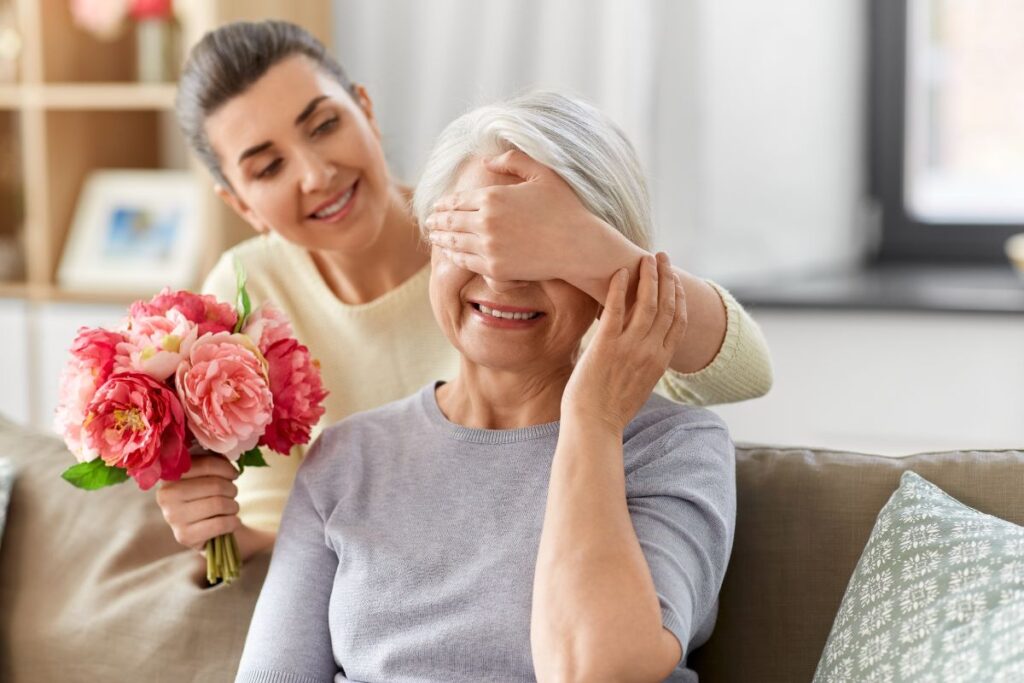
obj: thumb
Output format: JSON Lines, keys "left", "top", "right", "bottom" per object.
{"left": 483, "top": 148, "right": 545, "bottom": 182}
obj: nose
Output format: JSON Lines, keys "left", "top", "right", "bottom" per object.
{"left": 297, "top": 148, "right": 336, "bottom": 194}
{"left": 483, "top": 277, "right": 530, "bottom": 293}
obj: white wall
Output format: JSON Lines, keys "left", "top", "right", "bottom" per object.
{"left": 715, "top": 310, "right": 1024, "bottom": 455}
{"left": 0, "top": 300, "right": 31, "bottom": 425}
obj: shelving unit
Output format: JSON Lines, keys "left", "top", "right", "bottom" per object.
{"left": 0, "top": 0, "right": 332, "bottom": 304}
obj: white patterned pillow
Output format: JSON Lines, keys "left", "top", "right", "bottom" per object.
{"left": 0, "top": 456, "right": 13, "bottom": 548}
{"left": 813, "top": 470, "right": 1024, "bottom": 683}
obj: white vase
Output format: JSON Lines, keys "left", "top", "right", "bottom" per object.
{"left": 136, "top": 18, "right": 172, "bottom": 83}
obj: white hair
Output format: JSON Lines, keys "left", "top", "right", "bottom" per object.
{"left": 412, "top": 90, "right": 652, "bottom": 250}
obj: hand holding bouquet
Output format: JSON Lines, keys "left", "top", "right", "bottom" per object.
{"left": 54, "top": 262, "right": 327, "bottom": 584}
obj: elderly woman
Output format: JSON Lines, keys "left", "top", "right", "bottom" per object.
{"left": 235, "top": 92, "right": 735, "bottom": 683}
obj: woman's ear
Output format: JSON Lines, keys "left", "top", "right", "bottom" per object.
{"left": 214, "top": 183, "right": 270, "bottom": 236}
{"left": 353, "top": 84, "right": 382, "bottom": 140}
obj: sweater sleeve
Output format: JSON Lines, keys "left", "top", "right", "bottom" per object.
{"left": 235, "top": 437, "right": 339, "bottom": 683}
{"left": 625, "top": 420, "right": 736, "bottom": 668}
{"left": 656, "top": 280, "right": 773, "bottom": 406}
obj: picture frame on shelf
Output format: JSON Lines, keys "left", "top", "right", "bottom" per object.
{"left": 57, "top": 170, "right": 202, "bottom": 293}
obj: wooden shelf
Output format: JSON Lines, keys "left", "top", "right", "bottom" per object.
{"left": 0, "top": 84, "right": 177, "bottom": 110}
{"left": 1, "top": 0, "right": 333, "bottom": 306}
{"left": 0, "top": 281, "right": 159, "bottom": 305}
{"left": 0, "top": 85, "right": 20, "bottom": 109}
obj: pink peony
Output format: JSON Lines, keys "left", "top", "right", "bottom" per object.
{"left": 116, "top": 308, "right": 199, "bottom": 381}
{"left": 241, "top": 302, "right": 294, "bottom": 353}
{"left": 259, "top": 338, "right": 328, "bottom": 455}
{"left": 80, "top": 372, "right": 189, "bottom": 490}
{"left": 175, "top": 333, "right": 273, "bottom": 461}
{"left": 129, "top": 287, "right": 238, "bottom": 337}
{"left": 54, "top": 327, "right": 127, "bottom": 461}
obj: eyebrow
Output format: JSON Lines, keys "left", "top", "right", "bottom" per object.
{"left": 294, "top": 95, "right": 329, "bottom": 125}
{"left": 236, "top": 95, "right": 331, "bottom": 165}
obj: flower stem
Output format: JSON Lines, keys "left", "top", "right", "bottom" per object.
{"left": 225, "top": 533, "right": 238, "bottom": 576}
{"left": 214, "top": 534, "right": 223, "bottom": 580}
{"left": 206, "top": 538, "right": 215, "bottom": 584}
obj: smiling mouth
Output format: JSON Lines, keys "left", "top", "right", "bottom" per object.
{"left": 309, "top": 180, "right": 358, "bottom": 220}
{"left": 471, "top": 302, "right": 544, "bottom": 321}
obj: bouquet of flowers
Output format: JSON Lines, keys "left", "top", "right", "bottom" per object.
{"left": 54, "top": 262, "right": 327, "bottom": 585}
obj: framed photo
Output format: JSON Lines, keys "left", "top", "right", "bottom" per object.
{"left": 57, "top": 170, "right": 203, "bottom": 292}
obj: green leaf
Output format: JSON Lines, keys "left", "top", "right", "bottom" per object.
{"left": 61, "top": 458, "right": 129, "bottom": 490}
{"left": 235, "top": 447, "right": 267, "bottom": 475}
{"left": 233, "top": 257, "right": 252, "bottom": 333}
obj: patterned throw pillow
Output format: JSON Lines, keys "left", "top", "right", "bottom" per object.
{"left": 0, "top": 456, "right": 14, "bottom": 548}
{"left": 814, "top": 470, "right": 1024, "bottom": 683}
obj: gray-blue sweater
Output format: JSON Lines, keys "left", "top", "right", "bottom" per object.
{"left": 236, "top": 383, "right": 736, "bottom": 683}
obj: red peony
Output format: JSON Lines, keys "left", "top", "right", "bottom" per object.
{"left": 259, "top": 338, "right": 328, "bottom": 455}
{"left": 81, "top": 372, "right": 190, "bottom": 490}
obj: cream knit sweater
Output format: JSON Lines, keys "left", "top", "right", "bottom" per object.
{"left": 203, "top": 234, "right": 772, "bottom": 533}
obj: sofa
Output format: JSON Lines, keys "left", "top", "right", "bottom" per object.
{"left": 0, "top": 415, "right": 1021, "bottom": 682}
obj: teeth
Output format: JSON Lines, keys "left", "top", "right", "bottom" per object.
{"left": 478, "top": 304, "right": 539, "bottom": 320}
{"left": 313, "top": 186, "right": 355, "bottom": 218}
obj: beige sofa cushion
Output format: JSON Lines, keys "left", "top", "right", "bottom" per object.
{"left": 0, "top": 417, "right": 269, "bottom": 683}
{"left": 688, "top": 445, "right": 1024, "bottom": 683}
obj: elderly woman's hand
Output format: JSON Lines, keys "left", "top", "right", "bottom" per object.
{"left": 424, "top": 149, "right": 646, "bottom": 294}
{"left": 561, "top": 252, "right": 686, "bottom": 435}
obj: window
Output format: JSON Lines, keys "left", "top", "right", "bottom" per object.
{"left": 871, "top": 0, "right": 1024, "bottom": 263}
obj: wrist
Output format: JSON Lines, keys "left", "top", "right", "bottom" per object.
{"left": 559, "top": 407, "right": 624, "bottom": 441}
{"left": 575, "top": 220, "right": 647, "bottom": 302}
{"left": 234, "top": 523, "right": 276, "bottom": 561}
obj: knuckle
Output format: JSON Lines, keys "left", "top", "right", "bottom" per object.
{"left": 163, "top": 506, "right": 179, "bottom": 524}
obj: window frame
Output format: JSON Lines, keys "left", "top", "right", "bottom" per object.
{"left": 870, "top": 0, "right": 1023, "bottom": 264}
